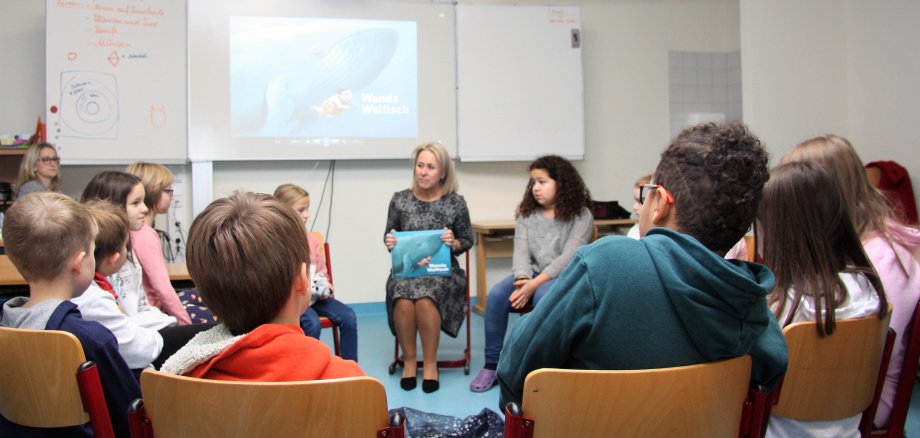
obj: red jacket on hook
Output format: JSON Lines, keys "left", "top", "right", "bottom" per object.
{"left": 866, "top": 160, "right": 918, "bottom": 225}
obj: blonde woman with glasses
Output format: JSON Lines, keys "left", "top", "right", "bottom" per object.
{"left": 14, "top": 142, "right": 61, "bottom": 198}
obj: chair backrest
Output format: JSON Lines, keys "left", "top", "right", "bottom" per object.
{"left": 0, "top": 327, "right": 92, "bottom": 427}
{"left": 519, "top": 355, "right": 752, "bottom": 437}
{"left": 312, "top": 231, "right": 334, "bottom": 285}
{"left": 134, "top": 369, "right": 390, "bottom": 437}
{"left": 876, "top": 299, "right": 920, "bottom": 437}
{"left": 772, "top": 311, "right": 891, "bottom": 421}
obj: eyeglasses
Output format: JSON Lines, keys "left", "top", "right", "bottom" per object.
{"left": 163, "top": 189, "right": 174, "bottom": 197}
{"left": 638, "top": 183, "right": 675, "bottom": 205}
{"left": 39, "top": 156, "right": 61, "bottom": 164}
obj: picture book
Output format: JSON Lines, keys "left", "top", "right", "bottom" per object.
{"left": 391, "top": 230, "right": 451, "bottom": 279}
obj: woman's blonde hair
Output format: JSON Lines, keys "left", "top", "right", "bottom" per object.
{"left": 410, "top": 142, "right": 458, "bottom": 195}
{"left": 125, "top": 162, "right": 173, "bottom": 211}
{"left": 15, "top": 143, "right": 61, "bottom": 192}
{"left": 273, "top": 183, "right": 309, "bottom": 207}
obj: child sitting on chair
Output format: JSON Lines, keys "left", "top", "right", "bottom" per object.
{"left": 0, "top": 192, "right": 140, "bottom": 437}
{"left": 160, "top": 191, "right": 363, "bottom": 380}
{"left": 274, "top": 183, "right": 358, "bottom": 362}
{"left": 72, "top": 199, "right": 213, "bottom": 372}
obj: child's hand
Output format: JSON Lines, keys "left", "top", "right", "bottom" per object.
{"left": 385, "top": 229, "right": 398, "bottom": 250}
{"left": 509, "top": 281, "right": 535, "bottom": 309}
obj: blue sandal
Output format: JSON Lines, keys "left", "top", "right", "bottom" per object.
{"left": 469, "top": 368, "right": 498, "bottom": 392}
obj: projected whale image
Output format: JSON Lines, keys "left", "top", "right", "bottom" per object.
{"left": 230, "top": 17, "right": 418, "bottom": 138}
{"left": 391, "top": 230, "right": 451, "bottom": 279}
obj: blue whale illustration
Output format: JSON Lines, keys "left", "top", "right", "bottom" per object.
{"left": 392, "top": 232, "right": 445, "bottom": 278}
{"left": 231, "top": 27, "right": 399, "bottom": 135}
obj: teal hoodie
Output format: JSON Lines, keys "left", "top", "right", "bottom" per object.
{"left": 497, "top": 228, "right": 788, "bottom": 407}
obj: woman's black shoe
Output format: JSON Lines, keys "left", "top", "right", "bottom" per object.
{"left": 422, "top": 379, "right": 439, "bottom": 393}
{"left": 400, "top": 376, "right": 417, "bottom": 391}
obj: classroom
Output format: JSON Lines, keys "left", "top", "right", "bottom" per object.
{"left": 1, "top": 0, "right": 919, "bottom": 436}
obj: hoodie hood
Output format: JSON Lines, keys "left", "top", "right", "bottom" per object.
{"left": 160, "top": 323, "right": 361, "bottom": 381}
{"left": 0, "top": 297, "right": 67, "bottom": 330}
{"left": 886, "top": 220, "right": 920, "bottom": 253}
{"left": 643, "top": 228, "right": 776, "bottom": 361}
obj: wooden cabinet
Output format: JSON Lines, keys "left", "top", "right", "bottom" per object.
{"left": 0, "top": 149, "right": 25, "bottom": 185}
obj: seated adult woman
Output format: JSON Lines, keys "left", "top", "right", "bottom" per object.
{"left": 384, "top": 142, "right": 473, "bottom": 394}
{"left": 14, "top": 143, "right": 61, "bottom": 199}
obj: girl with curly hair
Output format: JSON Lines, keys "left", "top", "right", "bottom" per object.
{"left": 470, "top": 155, "right": 594, "bottom": 392}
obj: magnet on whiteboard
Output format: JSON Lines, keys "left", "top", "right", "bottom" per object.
{"left": 571, "top": 29, "right": 581, "bottom": 48}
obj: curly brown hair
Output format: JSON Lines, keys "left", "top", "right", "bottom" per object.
{"left": 654, "top": 122, "right": 769, "bottom": 253}
{"left": 516, "top": 155, "right": 591, "bottom": 222}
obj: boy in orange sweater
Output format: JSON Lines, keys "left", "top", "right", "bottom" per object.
{"left": 160, "top": 191, "right": 362, "bottom": 380}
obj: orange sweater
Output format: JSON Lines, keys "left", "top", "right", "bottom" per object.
{"left": 184, "top": 324, "right": 363, "bottom": 381}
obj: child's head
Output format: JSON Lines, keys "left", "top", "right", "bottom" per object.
{"left": 81, "top": 171, "right": 148, "bottom": 231}
{"left": 3, "top": 192, "right": 96, "bottom": 286}
{"left": 647, "top": 122, "right": 769, "bottom": 253}
{"left": 516, "top": 155, "right": 591, "bottom": 222}
{"left": 125, "top": 162, "right": 174, "bottom": 215}
{"left": 632, "top": 174, "right": 653, "bottom": 215}
{"left": 759, "top": 160, "right": 886, "bottom": 335}
{"left": 273, "top": 183, "right": 310, "bottom": 226}
{"left": 781, "top": 134, "right": 894, "bottom": 238}
{"left": 187, "top": 191, "right": 310, "bottom": 334}
{"left": 83, "top": 199, "right": 130, "bottom": 276}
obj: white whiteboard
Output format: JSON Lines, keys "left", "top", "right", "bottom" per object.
{"left": 45, "top": 0, "right": 187, "bottom": 164}
{"left": 456, "top": 5, "right": 584, "bottom": 162}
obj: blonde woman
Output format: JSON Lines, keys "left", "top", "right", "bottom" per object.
{"left": 383, "top": 143, "right": 473, "bottom": 393}
{"left": 14, "top": 142, "right": 61, "bottom": 198}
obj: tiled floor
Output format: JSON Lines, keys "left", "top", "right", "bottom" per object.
{"left": 320, "top": 302, "right": 920, "bottom": 432}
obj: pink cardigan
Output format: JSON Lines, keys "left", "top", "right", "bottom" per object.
{"left": 866, "top": 221, "right": 920, "bottom": 427}
{"left": 307, "top": 232, "right": 329, "bottom": 277}
{"left": 130, "top": 224, "right": 192, "bottom": 325}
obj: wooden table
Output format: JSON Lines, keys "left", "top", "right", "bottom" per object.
{"left": 0, "top": 254, "right": 191, "bottom": 287}
{"left": 470, "top": 218, "right": 636, "bottom": 315}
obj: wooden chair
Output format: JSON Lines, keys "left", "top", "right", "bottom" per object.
{"left": 389, "top": 251, "right": 472, "bottom": 375}
{"left": 769, "top": 311, "right": 892, "bottom": 436}
{"left": 504, "top": 355, "right": 752, "bottom": 438}
{"left": 128, "top": 369, "right": 404, "bottom": 438}
{"left": 314, "top": 232, "right": 342, "bottom": 356}
{"left": 870, "top": 299, "right": 920, "bottom": 437}
{"left": 0, "top": 326, "right": 115, "bottom": 438}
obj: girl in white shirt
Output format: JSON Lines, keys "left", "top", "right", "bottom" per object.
{"left": 758, "top": 161, "right": 888, "bottom": 438}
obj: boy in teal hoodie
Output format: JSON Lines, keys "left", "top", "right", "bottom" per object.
{"left": 497, "top": 122, "right": 788, "bottom": 407}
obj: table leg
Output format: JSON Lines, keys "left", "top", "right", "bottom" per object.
{"left": 473, "top": 232, "right": 487, "bottom": 315}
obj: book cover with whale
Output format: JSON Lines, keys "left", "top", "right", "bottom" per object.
{"left": 391, "top": 230, "right": 451, "bottom": 279}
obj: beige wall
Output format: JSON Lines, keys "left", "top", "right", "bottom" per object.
{"left": 4, "top": 0, "right": 750, "bottom": 304}
{"left": 742, "top": 0, "right": 920, "bottom": 189}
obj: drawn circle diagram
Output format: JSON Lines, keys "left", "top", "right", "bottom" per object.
{"left": 60, "top": 74, "right": 119, "bottom": 137}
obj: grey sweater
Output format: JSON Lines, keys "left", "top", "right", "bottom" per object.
{"left": 512, "top": 207, "right": 594, "bottom": 279}
{"left": 15, "top": 180, "right": 47, "bottom": 199}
